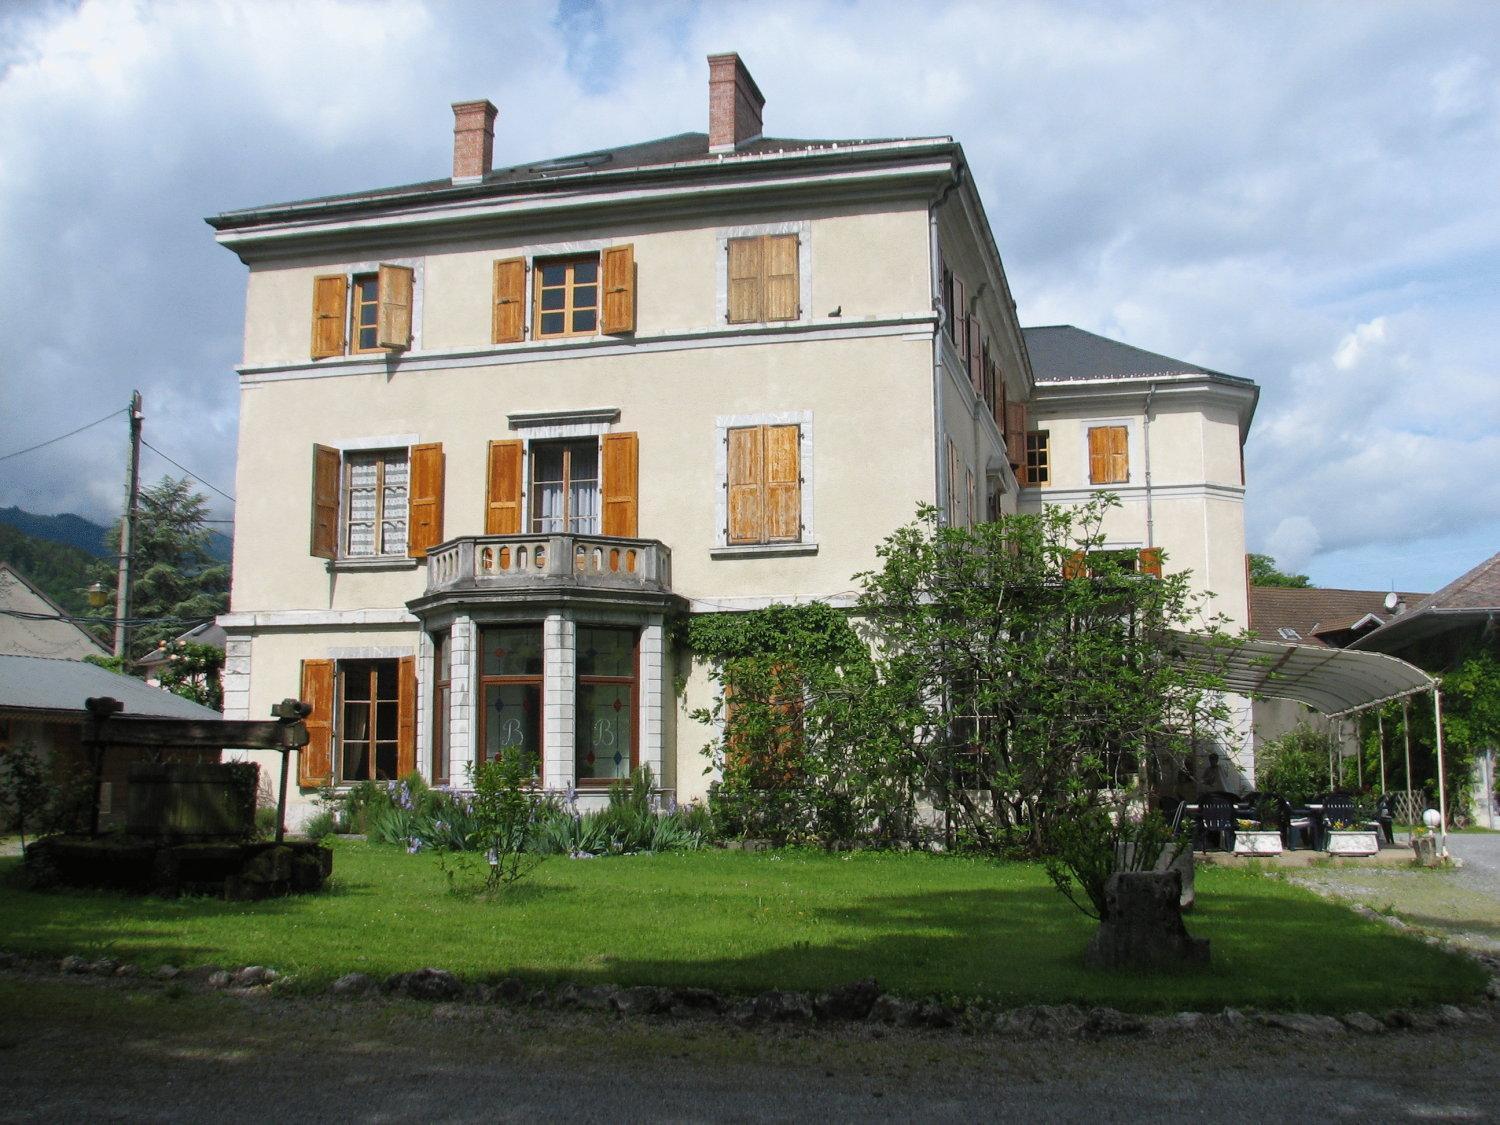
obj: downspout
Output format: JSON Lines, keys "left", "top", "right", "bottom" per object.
{"left": 1143, "top": 381, "right": 1158, "bottom": 549}
{"left": 930, "top": 165, "right": 962, "bottom": 521}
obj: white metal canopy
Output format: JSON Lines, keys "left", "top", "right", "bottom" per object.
{"left": 1168, "top": 630, "right": 1453, "bottom": 849}
{"left": 1166, "top": 630, "right": 1437, "bottom": 717}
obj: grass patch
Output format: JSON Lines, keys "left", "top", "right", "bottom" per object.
{"left": 0, "top": 841, "right": 1483, "bottom": 1012}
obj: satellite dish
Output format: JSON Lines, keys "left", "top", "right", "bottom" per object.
{"left": 1384, "top": 591, "right": 1399, "bottom": 612}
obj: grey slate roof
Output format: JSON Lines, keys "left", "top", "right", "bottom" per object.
{"left": 208, "top": 131, "right": 941, "bottom": 228}
{"left": 1350, "top": 551, "right": 1500, "bottom": 653}
{"left": 1408, "top": 551, "right": 1500, "bottom": 615}
{"left": 0, "top": 654, "right": 222, "bottom": 720}
{"left": 1022, "top": 325, "right": 1251, "bottom": 385}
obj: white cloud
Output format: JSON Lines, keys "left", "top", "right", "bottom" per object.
{"left": 0, "top": 0, "right": 1496, "bottom": 592}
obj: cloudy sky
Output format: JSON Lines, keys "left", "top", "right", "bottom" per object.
{"left": 1, "top": 0, "right": 1496, "bottom": 593}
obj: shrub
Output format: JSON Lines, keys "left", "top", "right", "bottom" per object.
{"left": 1256, "top": 725, "right": 1335, "bottom": 805}
{"left": 1045, "top": 800, "right": 1186, "bottom": 921}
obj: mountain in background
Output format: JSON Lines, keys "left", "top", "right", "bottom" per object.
{"left": 0, "top": 505, "right": 231, "bottom": 564}
{"left": 0, "top": 522, "right": 105, "bottom": 617}
{"left": 0, "top": 506, "right": 111, "bottom": 557}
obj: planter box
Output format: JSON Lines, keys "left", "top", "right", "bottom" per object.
{"left": 1326, "top": 830, "right": 1379, "bottom": 857}
{"left": 1232, "top": 830, "right": 1283, "bottom": 857}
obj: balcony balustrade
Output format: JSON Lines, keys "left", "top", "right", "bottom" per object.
{"left": 424, "top": 533, "right": 672, "bottom": 598}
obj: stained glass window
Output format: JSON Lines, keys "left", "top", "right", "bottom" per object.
{"left": 575, "top": 626, "right": 635, "bottom": 783}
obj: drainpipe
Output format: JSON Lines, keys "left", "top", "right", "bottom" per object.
{"left": 930, "top": 167, "right": 963, "bottom": 520}
{"left": 1143, "top": 382, "right": 1158, "bottom": 549}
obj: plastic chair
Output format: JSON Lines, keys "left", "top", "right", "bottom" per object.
{"left": 1195, "top": 796, "right": 1236, "bottom": 853}
{"left": 1277, "top": 797, "right": 1312, "bottom": 850}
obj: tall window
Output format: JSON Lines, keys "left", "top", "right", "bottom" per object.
{"left": 534, "top": 256, "right": 599, "bottom": 338}
{"left": 1088, "top": 425, "right": 1129, "bottom": 485}
{"left": 350, "top": 273, "right": 381, "bottom": 352}
{"left": 530, "top": 440, "right": 599, "bottom": 534}
{"left": 431, "top": 631, "right": 450, "bottom": 786}
{"left": 1025, "top": 430, "right": 1050, "bottom": 486}
{"left": 339, "top": 660, "right": 399, "bottom": 781}
{"left": 344, "top": 450, "right": 408, "bottom": 557}
{"left": 479, "top": 625, "right": 543, "bottom": 771}
{"left": 576, "top": 626, "right": 637, "bottom": 784}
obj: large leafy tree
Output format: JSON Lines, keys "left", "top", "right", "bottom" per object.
{"left": 697, "top": 497, "right": 1238, "bottom": 855}
{"left": 1248, "top": 552, "right": 1312, "bottom": 588}
{"left": 90, "top": 477, "right": 230, "bottom": 660}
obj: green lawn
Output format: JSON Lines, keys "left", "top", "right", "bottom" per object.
{"left": 0, "top": 841, "right": 1484, "bottom": 1013}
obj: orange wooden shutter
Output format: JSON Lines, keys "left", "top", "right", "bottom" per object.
{"left": 1107, "top": 425, "right": 1129, "bottom": 483}
{"left": 764, "top": 425, "right": 801, "bottom": 542}
{"left": 600, "top": 244, "right": 636, "bottom": 335}
{"left": 1088, "top": 427, "right": 1109, "bottom": 484}
{"left": 298, "top": 659, "right": 335, "bottom": 787}
{"left": 310, "top": 444, "right": 340, "bottom": 559}
{"left": 726, "top": 426, "right": 765, "bottom": 544}
{"left": 310, "top": 275, "right": 348, "bottom": 359}
{"left": 1006, "top": 402, "right": 1027, "bottom": 469}
{"left": 485, "top": 440, "right": 523, "bottom": 534}
{"left": 968, "top": 319, "right": 983, "bottom": 394}
{"left": 407, "top": 442, "right": 445, "bottom": 557}
{"left": 726, "top": 237, "right": 762, "bottom": 323}
{"left": 952, "top": 276, "right": 968, "bottom": 361}
{"left": 1062, "top": 551, "right": 1086, "bottom": 581}
{"left": 376, "top": 264, "right": 414, "bottom": 350}
{"left": 601, "top": 431, "right": 639, "bottom": 537}
{"left": 1139, "top": 547, "right": 1163, "bottom": 578}
{"left": 491, "top": 257, "right": 526, "bottom": 343}
{"left": 396, "top": 655, "right": 416, "bottom": 777}
{"left": 763, "top": 234, "right": 799, "bottom": 322}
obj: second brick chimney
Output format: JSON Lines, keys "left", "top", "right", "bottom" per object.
{"left": 708, "top": 53, "right": 764, "bottom": 152}
{"left": 452, "top": 99, "right": 498, "bottom": 184}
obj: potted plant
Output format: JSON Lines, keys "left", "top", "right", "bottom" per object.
{"left": 1231, "top": 816, "right": 1283, "bottom": 856}
{"left": 1325, "top": 817, "right": 1379, "bottom": 856}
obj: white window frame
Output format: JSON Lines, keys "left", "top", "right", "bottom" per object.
{"left": 712, "top": 410, "right": 816, "bottom": 557}
{"left": 715, "top": 221, "right": 813, "bottom": 327}
{"left": 506, "top": 409, "right": 619, "bottom": 535}
{"left": 326, "top": 433, "right": 420, "bottom": 569}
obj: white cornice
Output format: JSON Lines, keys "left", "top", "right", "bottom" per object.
{"left": 215, "top": 161, "right": 955, "bottom": 260}
{"left": 218, "top": 609, "right": 419, "bottom": 630}
{"left": 1018, "top": 481, "right": 1246, "bottom": 504}
{"left": 237, "top": 314, "right": 938, "bottom": 385}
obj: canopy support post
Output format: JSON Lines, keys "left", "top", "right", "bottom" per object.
{"left": 1377, "top": 712, "right": 1387, "bottom": 795}
{"left": 1434, "top": 689, "right": 1449, "bottom": 856}
{"left": 1402, "top": 699, "right": 1413, "bottom": 804}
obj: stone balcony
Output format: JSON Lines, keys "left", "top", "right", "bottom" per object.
{"left": 412, "top": 533, "right": 677, "bottom": 615}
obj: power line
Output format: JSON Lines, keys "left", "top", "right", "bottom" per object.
{"left": 0, "top": 407, "right": 127, "bottom": 463}
{"left": 140, "top": 439, "right": 236, "bottom": 503}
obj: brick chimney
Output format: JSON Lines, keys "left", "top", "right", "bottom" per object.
{"left": 708, "top": 53, "right": 765, "bottom": 152}
{"left": 451, "top": 99, "right": 498, "bottom": 184}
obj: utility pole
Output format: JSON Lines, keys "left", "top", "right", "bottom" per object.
{"left": 113, "top": 391, "right": 143, "bottom": 659}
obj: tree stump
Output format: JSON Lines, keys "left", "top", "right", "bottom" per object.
{"left": 1084, "top": 871, "right": 1210, "bottom": 970}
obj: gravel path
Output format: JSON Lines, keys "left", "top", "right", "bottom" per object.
{"left": 1287, "top": 832, "right": 1500, "bottom": 955}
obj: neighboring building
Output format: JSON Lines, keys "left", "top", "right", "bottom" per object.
{"left": 0, "top": 653, "right": 223, "bottom": 825}
{"left": 209, "top": 54, "right": 1258, "bottom": 824}
{"left": 0, "top": 562, "right": 109, "bottom": 660}
{"left": 1247, "top": 584, "right": 1428, "bottom": 767}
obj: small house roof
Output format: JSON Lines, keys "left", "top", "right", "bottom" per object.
{"left": 1248, "top": 586, "right": 1427, "bottom": 648}
{"left": 1352, "top": 551, "right": 1500, "bottom": 653}
{"left": 0, "top": 654, "right": 222, "bottom": 721}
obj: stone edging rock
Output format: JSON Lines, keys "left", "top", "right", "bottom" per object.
{"left": 3, "top": 949, "right": 1497, "bottom": 1040}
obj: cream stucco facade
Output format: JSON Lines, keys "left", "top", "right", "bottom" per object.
{"left": 211, "top": 59, "right": 1256, "bottom": 823}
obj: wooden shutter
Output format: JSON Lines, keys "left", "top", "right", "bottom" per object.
{"left": 310, "top": 444, "right": 340, "bottom": 559}
{"left": 997, "top": 368, "right": 1008, "bottom": 432}
{"left": 763, "top": 234, "right": 799, "bottom": 321}
{"left": 968, "top": 319, "right": 984, "bottom": 394}
{"left": 1006, "top": 402, "right": 1027, "bottom": 469}
{"left": 1139, "top": 547, "right": 1163, "bottom": 579}
{"left": 491, "top": 257, "right": 526, "bottom": 343}
{"left": 310, "top": 275, "right": 348, "bottom": 359}
{"left": 376, "top": 264, "right": 414, "bottom": 350}
{"left": 726, "top": 426, "right": 765, "bottom": 544}
{"left": 601, "top": 431, "right": 639, "bottom": 537}
{"left": 1089, "top": 425, "right": 1128, "bottom": 484}
{"left": 396, "top": 655, "right": 416, "bottom": 777}
{"left": 1062, "top": 551, "right": 1086, "bottom": 581}
{"left": 952, "top": 277, "right": 967, "bottom": 362}
{"left": 407, "top": 442, "right": 445, "bottom": 557}
{"left": 298, "top": 659, "right": 335, "bottom": 787}
{"left": 485, "top": 439, "right": 523, "bottom": 534}
{"left": 765, "top": 425, "right": 801, "bottom": 542}
{"left": 726, "top": 237, "right": 761, "bottom": 324}
{"left": 600, "top": 244, "right": 636, "bottom": 335}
